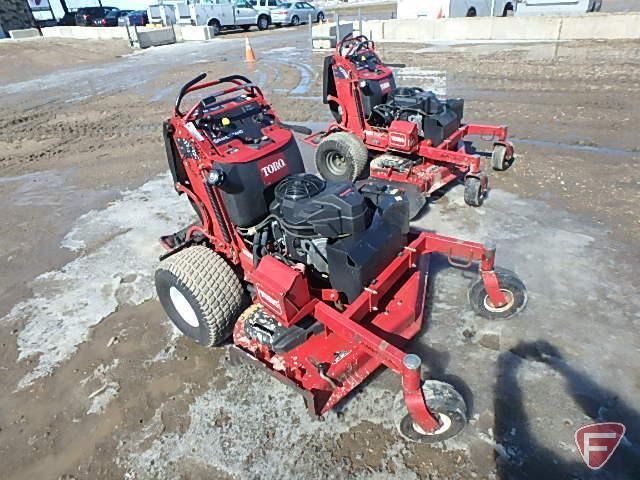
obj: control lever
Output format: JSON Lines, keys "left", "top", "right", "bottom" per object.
{"left": 279, "top": 123, "right": 313, "bottom": 135}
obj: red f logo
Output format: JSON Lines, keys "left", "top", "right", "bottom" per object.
{"left": 575, "top": 422, "right": 625, "bottom": 470}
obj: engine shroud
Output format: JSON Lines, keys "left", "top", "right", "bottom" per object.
{"left": 269, "top": 174, "right": 409, "bottom": 302}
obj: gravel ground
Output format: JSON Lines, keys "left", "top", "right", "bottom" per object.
{"left": 0, "top": 26, "right": 638, "bottom": 480}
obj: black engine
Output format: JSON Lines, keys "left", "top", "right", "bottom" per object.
{"left": 252, "top": 174, "right": 409, "bottom": 302}
{"left": 371, "top": 87, "right": 464, "bottom": 147}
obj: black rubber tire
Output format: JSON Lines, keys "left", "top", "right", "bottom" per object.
{"left": 397, "top": 380, "right": 468, "bottom": 443}
{"left": 291, "top": 15, "right": 300, "bottom": 26}
{"left": 315, "top": 132, "right": 368, "bottom": 182}
{"left": 468, "top": 268, "right": 528, "bottom": 319}
{"left": 492, "top": 144, "right": 509, "bottom": 171}
{"left": 466, "top": 8, "right": 477, "bottom": 17}
{"left": 464, "top": 177, "right": 483, "bottom": 207}
{"left": 241, "top": 25, "right": 251, "bottom": 31}
{"left": 155, "top": 245, "right": 246, "bottom": 346}
{"left": 209, "top": 19, "right": 221, "bottom": 36}
{"left": 317, "top": 12, "right": 325, "bottom": 22}
{"left": 257, "top": 15, "right": 269, "bottom": 30}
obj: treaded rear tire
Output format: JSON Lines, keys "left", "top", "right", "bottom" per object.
{"left": 155, "top": 245, "right": 245, "bottom": 346}
{"left": 315, "top": 131, "right": 368, "bottom": 182}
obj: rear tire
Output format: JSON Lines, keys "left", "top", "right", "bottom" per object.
{"left": 315, "top": 132, "right": 368, "bottom": 182}
{"left": 242, "top": 25, "right": 251, "bottom": 31}
{"left": 317, "top": 12, "right": 325, "bottom": 22}
{"left": 291, "top": 15, "right": 300, "bottom": 26}
{"left": 466, "top": 8, "right": 477, "bottom": 17}
{"left": 396, "top": 380, "right": 467, "bottom": 443}
{"left": 208, "top": 19, "right": 221, "bottom": 36}
{"left": 155, "top": 245, "right": 246, "bottom": 346}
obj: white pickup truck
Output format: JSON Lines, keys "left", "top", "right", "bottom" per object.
{"left": 148, "top": 0, "right": 272, "bottom": 34}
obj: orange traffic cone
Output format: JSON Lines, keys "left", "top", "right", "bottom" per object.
{"left": 245, "top": 36, "right": 256, "bottom": 62}
{"left": 437, "top": 7, "right": 445, "bottom": 19}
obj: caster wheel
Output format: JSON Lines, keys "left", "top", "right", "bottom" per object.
{"left": 468, "top": 268, "right": 528, "bottom": 319}
{"left": 395, "top": 380, "right": 468, "bottom": 443}
{"left": 492, "top": 144, "right": 511, "bottom": 171}
{"left": 464, "top": 176, "right": 484, "bottom": 207}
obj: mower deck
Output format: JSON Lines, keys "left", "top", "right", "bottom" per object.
{"left": 231, "top": 231, "right": 508, "bottom": 432}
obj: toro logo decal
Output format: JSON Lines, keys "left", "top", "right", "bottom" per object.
{"left": 256, "top": 287, "right": 283, "bottom": 315}
{"left": 390, "top": 133, "right": 407, "bottom": 146}
{"left": 259, "top": 157, "right": 289, "bottom": 185}
{"left": 575, "top": 422, "right": 625, "bottom": 470}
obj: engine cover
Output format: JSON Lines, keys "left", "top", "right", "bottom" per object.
{"left": 270, "top": 175, "right": 410, "bottom": 303}
{"left": 271, "top": 174, "right": 373, "bottom": 238}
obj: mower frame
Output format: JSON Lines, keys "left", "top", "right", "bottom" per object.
{"left": 161, "top": 73, "right": 518, "bottom": 437}
{"left": 304, "top": 34, "right": 515, "bottom": 203}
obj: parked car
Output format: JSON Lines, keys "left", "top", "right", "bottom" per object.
{"left": 117, "top": 10, "right": 149, "bottom": 27}
{"left": 57, "top": 9, "right": 78, "bottom": 26}
{"left": 94, "top": 9, "right": 133, "bottom": 26}
{"left": 75, "top": 6, "right": 118, "bottom": 26}
{"left": 515, "top": 0, "right": 602, "bottom": 16}
{"left": 271, "top": 1, "right": 324, "bottom": 26}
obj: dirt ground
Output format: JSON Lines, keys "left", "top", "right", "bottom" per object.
{"left": 0, "top": 24, "right": 639, "bottom": 480}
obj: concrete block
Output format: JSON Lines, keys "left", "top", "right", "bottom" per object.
{"left": 490, "top": 16, "right": 561, "bottom": 41}
{"left": 8, "top": 28, "right": 40, "bottom": 39}
{"left": 434, "top": 16, "right": 493, "bottom": 41}
{"left": 382, "top": 19, "right": 434, "bottom": 42}
{"left": 177, "top": 25, "right": 217, "bottom": 41}
{"left": 135, "top": 26, "right": 176, "bottom": 48}
{"left": 559, "top": 12, "right": 640, "bottom": 40}
{"left": 312, "top": 22, "right": 353, "bottom": 49}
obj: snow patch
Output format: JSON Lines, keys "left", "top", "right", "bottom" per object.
{"left": 2, "top": 172, "right": 194, "bottom": 388}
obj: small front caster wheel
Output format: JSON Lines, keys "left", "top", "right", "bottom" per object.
{"left": 464, "top": 176, "right": 485, "bottom": 207}
{"left": 468, "top": 268, "right": 528, "bottom": 319}
{"left": 492, "top": 143, "right": 512, "bottom": 171}
{"left": 395, "top": 380, "right": 468, "bottom": 443}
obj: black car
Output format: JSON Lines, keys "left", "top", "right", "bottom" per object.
{"left": 94, "top": 9, "right": 133, "bottom": 26}
{"left": 117, "top": 11, "right": 149, "bottom": 27}
{"left": 75, "top": 6, "right": 118, "bottom": 26}
{"left": 57, "top": 9, "right": 78, "bottom": 26}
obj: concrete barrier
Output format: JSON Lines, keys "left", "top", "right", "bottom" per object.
{"left": 312, "top": 21, "right": 353, "bottom": 49}
{"left": 359, "top": 12, "right": 640, "bottom": 43}
{"left": 8, "top": 28, "right": 41, "bottom": 39}
{"left": 41, "top": 26, "right": 129, "bottom": 40}
{"left": 134, "top": 26, "right": 176, "bottom": 48}
{"left": 175, "top": 25, "right": 217, "bottom": 42}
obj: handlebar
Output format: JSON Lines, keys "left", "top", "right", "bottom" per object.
{"left": 175, "top": 73, "right": 261, "bottom": 118}
{"left": 175, "top": 73, "right": 207, "bottom": 116}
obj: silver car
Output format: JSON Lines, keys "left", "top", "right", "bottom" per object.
{"left": 271, "top": 1, "right": 325, "bottom": 27}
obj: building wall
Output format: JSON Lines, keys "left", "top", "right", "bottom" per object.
{"left": 0, "top": 0, "right": 36, "bottom": 33}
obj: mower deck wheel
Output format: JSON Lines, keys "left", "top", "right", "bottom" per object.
{"left": 396, "top": 380, "right": 467, "bottom": 443}
{"left": 468, "top": 268, "right": 528, "bottom": 319}
{"left": 492, "top": 144, "right": 510, "bottom": 171}
{"left": 464, "top": 177, "right": 483, "bottom": 207}
{"left": 315, "top": 132, "right": 368, "bottom": 182}
{"left": 155, "top": 245, "right": 246, "bottom": 346}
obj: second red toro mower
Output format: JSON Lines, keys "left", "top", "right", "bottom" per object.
{"left": 305, "top": 34, "right": 516, "bottom": 217}
{"left": 155, "top": 73, "right": 527, "bottom": 444}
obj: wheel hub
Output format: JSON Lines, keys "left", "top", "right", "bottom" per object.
{"left": 169, "top": 286, "right": 199, "bottom": 327}
{"left": 326, "top": 151, "right": 348, "bottom": 176}
{"left": 483, "top": 289, "right": 515, "bottom": 313}
{"left": 412, "top": 412, "right": 452, "bottom": 436}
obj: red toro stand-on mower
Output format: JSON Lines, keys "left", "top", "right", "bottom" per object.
{"left": 305, "top": 34, "right": 515, "bottom": 217}
{"left": 155, "top": 73, "right": 527, "bottom": 442}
